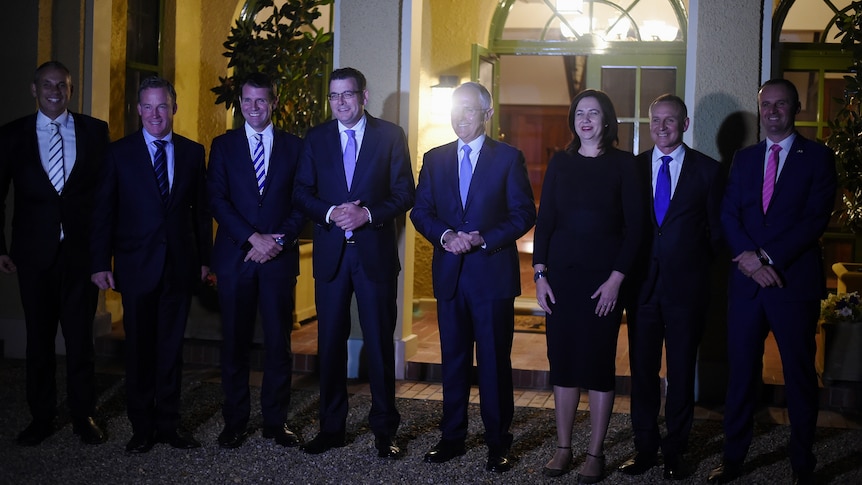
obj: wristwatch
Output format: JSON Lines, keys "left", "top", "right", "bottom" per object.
{"left": 755, "top": 249, "right": 769, "bottom": 266}
{"left": 534, "top": 270, "right": 547, "bottom": 282}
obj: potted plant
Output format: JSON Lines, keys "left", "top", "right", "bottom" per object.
{"left": 820, "top": 291, "right": 862, "bottom": 383}
{"left": 211, "top": 0, "right": 333, "bottom": 137}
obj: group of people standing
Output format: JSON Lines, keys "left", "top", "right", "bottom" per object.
{"left": 0, "top": 59, "right": 834, "bottom": 485}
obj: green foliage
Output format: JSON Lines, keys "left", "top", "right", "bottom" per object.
{"left": 827, "top": 1, "right": 862, "bottom": 233}
{"left": 211, "top": 0, "right": 333, "bottom": 137}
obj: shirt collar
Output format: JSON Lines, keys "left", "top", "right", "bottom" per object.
{"left": 767, "top": 132, "right": 796, "bottom": 153}
{"left": 244, "top": 121, "right": 274, "bottom": 139}
{"left": 142, "top": 129, "right": 173, "bottom": 146}
{"left": 338, "top": 114, "right": 367, "bottom": 135}
{"left": 458, "top": 134, "right": 486, "bottom": 155}
{"left": 36, "top": 109, "right": 69, "bottom": 128}
{"left": 652, "top": 144, "right": 685, "bottom": 165}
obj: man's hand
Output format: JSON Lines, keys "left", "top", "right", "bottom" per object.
{"left": 200, "top": 265, "right": 210, "bottom": 281}
{"left": 91, "top": 271, "right": 115, "bottom": 290}
{"left": 331, "top": 200, "right": 367, "bottom": 232}
{"left": 733, "top": 250, "right": 763, "bottom": 277}
{"left": 244, "top": 232, "right": 283, "bottom": 263}
{"left": 751, "top": 265, "right": 784, "bottom": 288}
{"left": 0, "top": 255, "right": 16, "bottom": 274}
{"left": 442, "top": 231, "right": 472, "bottom": 254}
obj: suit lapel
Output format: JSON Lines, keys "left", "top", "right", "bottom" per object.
{"left": 773, "top": 136, "right": 806, "bottom": 202}
{"left": 352, "top": 115, "right": 376, "bottom": 194}
{"left": 464, "top": 138, "right": 496, "bottom": 212}
{"left": 136, "top": 131, "right": 167, "bottom": 207}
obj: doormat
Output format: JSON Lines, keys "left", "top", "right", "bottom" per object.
{"left": 514, "top": 314, "right": 545, "bottom": 334}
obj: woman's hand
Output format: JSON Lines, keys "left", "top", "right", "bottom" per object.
{"left": 536, "top": 277, "right": 555, "bottom": 314}
{"left": 591, "top": 270, "right": 624, "bottom": 317}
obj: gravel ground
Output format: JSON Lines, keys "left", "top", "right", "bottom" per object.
{"left": 1, "top": 358, "right": 860, "bottom": 484}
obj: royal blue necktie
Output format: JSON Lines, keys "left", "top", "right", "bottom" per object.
{"left": 459, "top": 145, "right": 472, "bottom": 208}
{"left": 654, "top": 155, "right": 672, "bottom": 225}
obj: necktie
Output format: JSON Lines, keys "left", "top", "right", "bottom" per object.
{"left": 459, "top": 145, "right": 473, "bottom": 208}
{"left": 253, "top": 133, "right": 266, "bottom": 194}
{"left": 153, "top": 140, "right": 169, "bottom": 203}
{"left": 47, "top": 122, "right": 65, "bottom": 194}
{"left": 344, "top": 129, "right": 356, "bottom": 190}
{"left": 763, "top": 144, "right": 780, "bottom": 213}
{"left": 654, "top": 155, "right": 672, "bottom": 225}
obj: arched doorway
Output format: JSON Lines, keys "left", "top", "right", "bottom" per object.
{"left": 477, "top": 0, "right": 689, "bottom": 311}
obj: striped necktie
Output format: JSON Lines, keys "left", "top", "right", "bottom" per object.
{"left": 153, "top": 140, "right": 169, "bottom": 203}
{"left": 253, "top": 133, "right": 265, "bottom": 194}
{"left": 763, "top": 144, "right": 780, "bottom": 213}
{"left": 47, "top": 122, "right": 65, "bottom": 193}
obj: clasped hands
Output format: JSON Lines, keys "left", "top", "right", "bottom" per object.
{"left": 330, "top": 200, "right": 368, "bottom": 234}
{"left": 443, "top": 230, "right": 484, "bottom": 255}
{"left": 733, "top": 250, "right": 783, "bottom": 288}
{"left": 245, "top": 232, "right": 284, "bottom": 264}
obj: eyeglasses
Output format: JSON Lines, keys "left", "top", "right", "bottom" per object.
{"left": 452, "top": 106, "right": 489, "bottom": 117}
{"left": 328, "top": 90, "right": 361, "bottom": 101}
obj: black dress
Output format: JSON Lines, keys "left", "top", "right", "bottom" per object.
{"left": 533, "top": 148, "right": 645, "bottom": 391}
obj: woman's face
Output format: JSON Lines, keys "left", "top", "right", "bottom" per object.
{"left": 573, "top": 96, "right": 604, "bottom": 144}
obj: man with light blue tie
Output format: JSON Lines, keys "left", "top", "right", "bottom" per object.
{"left": 411, "top": 82, "right": 535, "bottom": 473}
{"left": 294, "top": 67, "right": 415, "bottom": 459}
{"left": 208, "top": 73, "right": 306, "bottom": 450}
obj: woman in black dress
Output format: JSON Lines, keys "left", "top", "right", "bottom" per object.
{"left": 533, "top": 90, "right": 645, "bottom": 483}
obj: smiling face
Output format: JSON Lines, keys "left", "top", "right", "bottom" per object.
{"left": 758, "top": 82, "right": 799, "bottom": 142}
{"left": 649, "top": 100, "right": 689, "bottom": 154}
{"left": 450, "top": 85, "right": 492, "bottom": 144}
{"left": 329, "top": 77, "right": 367, "bottom": 128}
{"left": 573, "top": 96, "right": 604, "bottom": 145}
{"left": 240, "top": 84, "right": 275, "bottom": 132}
{"left": 31, "top": 66, "right": 72, "bottom": 120}
{"left": 137, "top": 87, "right": 176, "bottom": 139}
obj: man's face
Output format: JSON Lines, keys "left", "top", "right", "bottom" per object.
{"left": 137, "top": 87, "right": 177, "bottom": 139}
{"left": 450, "top": 86, "right": 492, "bottom": 144}
{"left": 31, "top": 67, "right": 72, "bottom": 120}
{"left": 758, "top": 83, "right": 799, "bottom": 142}
{"left": 329, "top": 77, "right": 367, "bottom": 128}
{"left": 240, "top": 84, "right": 275, "bottom": 132}
{"left": 649, "top": 101, "right": 689, "bottom": 155}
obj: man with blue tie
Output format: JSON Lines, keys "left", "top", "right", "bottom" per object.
{"left": 208, "top": 73, "right": 305, "bottom": 449}
{"left": 620, "top": 94, "right": 724, "bottom": 480}
{"left": 90, "top": 76, "right": 211, "bottom": 454}
{"left": 0, "top": 61, "right": 109, "bottom": 446}
{"left": 294, "top": 67, "right": 415, "bottom": 459}
{"left": 708, "top": 79, "right": 836, "bottom": 484}
{"left": 410, "top": 82, "right": 535, "bottom": 473}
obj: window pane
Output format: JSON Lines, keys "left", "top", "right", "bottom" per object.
{"left": 602, "top": 67, "right": 635, "bottom": 117}
{"left": 638, "top": 121, "right": 652, "bottom": 154}
{"left": 617, "top": 122, "right": 633, "bottom": 153}
{"left": 640, "top": 68, "right": 677, "bottom": 115}
{"left": 785, "top": 71, "right": 819, "bottom": 123}
{"left": 127, "top": 0, "right": 160, "bottom": 65}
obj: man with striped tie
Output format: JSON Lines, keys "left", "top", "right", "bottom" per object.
{"left": 0, "top": 61, "right": 109, "bottom": 446}
{"left": 90, "top": 76, "right": 211, "bottom": 454}
{"left": 207, "top": 73, "right": 305, "bottom": 449}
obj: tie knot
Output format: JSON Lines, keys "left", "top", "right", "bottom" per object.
{"left": 660, "top": 155, "right": 672, "bottom": 166}
{"left": 255, "top": 133, "right": 263, "bottom": 143}
{"left": 462, "top": 145, "right": 472, "bottom": 156}
{"left": 345, "top": 129, "right": 356, "bottom": 140}
{"left": 154, "top": 139, "right": 167, "bottom": 150}
{"left": 50, "top": 121, "right": 60, "bottom": 133}
{"left": 770, "top": 144, "right": 781, "bottom": 154}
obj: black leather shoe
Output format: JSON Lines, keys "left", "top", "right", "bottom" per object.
{"left": 217, "top": 427, "right": 249, "bottom": 449}
{"left": 158, "top": 429, "right": 201, "bottom": 449}
{"left": 792, "top": 470, "right": 814, "bottom": 485}
{"left": 72, "top": 417, "right": 107, "bottom": 445}
{"left": 125, "top": 432, "right": 156, "bottom": 453}
{"left": 424, "top": 439, "right": 466, "bottom": 463}
{"left": 707, "top": 461, "right": 743, "bottom": 483}
{"left": 16, "top": 421, "right": 54, "bottom": 446}
{"left": 301, "top": 432, "right": 346, "bottom": 455}
{"left": 375, "top": 437, "right": 404, "bottom": 459}
{"left": 262, "top": 424, "right": 301, "bottom": 447}
{"left": 663, "top": 457, "right": 691, "bottom": 480}
{"left": 618, "top": 453, "right": 657, "bottom": 475}
{"left": 486, "top": 454, "right": 513, "bottom": 473}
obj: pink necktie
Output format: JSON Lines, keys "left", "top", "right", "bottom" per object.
{"left": 762, "top": 144, "right": 780, "bottom": 213}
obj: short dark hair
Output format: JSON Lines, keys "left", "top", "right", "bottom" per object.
{"left": 759, "top": 78, "right": 801, "bottom": 111}
{"left": 137, "top": 76, "right": 177, "bottom": 104}
{"left": 566, "top": 89, "right": 619, "bottom": 153}
{"left": 241, "top": 72, "right": 276, "bottom": 101}
{"left": 330, "top": 67, "right": 367, "bottom": 92}
{"left": 33, "top": 61, "right": 71, "bottom": 85}
{"left": 650, "top": 93, "right": 687, "bottom": 120}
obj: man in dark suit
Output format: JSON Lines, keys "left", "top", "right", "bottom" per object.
{"left": 0, "top": 61, "right": 108, "bottom": 446}
{"left": 208, "top": 73, "right": 305, "bottom": 449}
{"left": 708, "top": 79, "right": 836, "bottom": 484}
{"left": 410, "top": 82, "right": 535, "bottom": 473}
{"left": 294, "top": 67, "right": 414, "bottom": 459}
{"left": 90, "top": 76, "right": 211, "bottom": 454}
{"left": 620, "top": 94, "right": 724, "bottom": 479}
